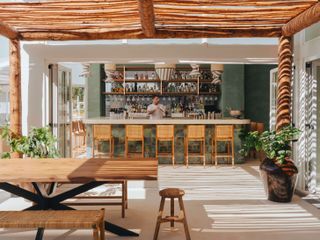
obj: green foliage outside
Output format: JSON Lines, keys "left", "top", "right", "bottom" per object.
{"left": 0, "top": 125, "right": 59, "bottom": 159}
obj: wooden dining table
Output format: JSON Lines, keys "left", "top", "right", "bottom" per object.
{"left": 0, "top": 158, "right": 158, "bottom": 240}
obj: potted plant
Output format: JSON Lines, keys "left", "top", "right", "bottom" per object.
{"left": 0, "top": 125, "right": 59, "bottom": 159}
{"left": 1, "top": 125, "right": 59, "bottom": 192}
{"left": 240, "top": 125, "right": 301, "bottom": 203}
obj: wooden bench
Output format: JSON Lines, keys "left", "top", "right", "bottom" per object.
{"left": 64, "top": 180, "right": 128, "bottom": 218}
{"left": 0, "top": 209, "right": 105, "bottom": 240}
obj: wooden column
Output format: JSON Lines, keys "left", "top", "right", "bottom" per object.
{"left": 9, "top": 39, "right": 22, "bottom": 157}
{"left": 276, "top": 36, "right": 293, "bottom": 131}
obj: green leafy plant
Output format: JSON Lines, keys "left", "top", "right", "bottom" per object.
{"left": 239, "top": 125, "right": 301, "bottom": 164}
{"left": 239, "top": 129, "right": 261, "bottom": 157}
{"left": 0, "top": 125, "right": 59, "bottom": 159}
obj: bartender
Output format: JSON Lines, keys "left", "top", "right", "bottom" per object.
{"left": 147, "top": 95, "right": 166, "bottom": 119}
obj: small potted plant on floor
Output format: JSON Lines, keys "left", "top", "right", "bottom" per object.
{"left": 240, "top": 125, "right": 301, "bottom": 203}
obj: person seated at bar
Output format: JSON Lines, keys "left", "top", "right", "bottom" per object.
{"left": 147, "top": 95, "right": 166, "bottom": 120}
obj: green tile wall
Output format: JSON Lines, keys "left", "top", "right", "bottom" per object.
{"left": 86, "top": 64, "right": 103, "bottom": 118}
{"left": 244, "top": 64, "right": 277, "bottom": 130}
{"left": 221, "top": 65, "right": 245, "bottom": 116}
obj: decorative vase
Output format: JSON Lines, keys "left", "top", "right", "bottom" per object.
{"left": 104, "top": 63, "right": 116, "bottom": 82}
{"left": 155, "top": 64, "right": 175, "bottom": 81}
{"left": 211, "top": 64, "right": 224, "bottom": 84}
{"left": 189, "top": 64, "right": 201, "bottom": 77}
{"left": 260, "top": 158, "right": 298, "bottom": 203}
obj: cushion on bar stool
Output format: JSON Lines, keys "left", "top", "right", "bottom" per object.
{"left": 159, "top": 188, "right": 185, "bottom": 198}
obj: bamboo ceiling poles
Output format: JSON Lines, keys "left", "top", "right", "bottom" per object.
{"left": 0, "top": 0, "right": 317, "bottom": 41}
{"left": 138, "top": 0, "right": 155, "bottom": 37}
{"left": 276, "top": 36, "right": 293, "bottom": 132}
{"left": 9, "top": 39, "right": 22, "bottom": 158}
{"left": 282, "top": 2, "right": 320, "bottom": 37}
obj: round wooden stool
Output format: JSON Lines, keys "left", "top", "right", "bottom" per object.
{"left": 153, "top": 188, "right": 191, "bottom": 240}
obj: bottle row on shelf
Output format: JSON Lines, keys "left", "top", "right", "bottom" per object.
{"left": 105, "top": 95, "right": 220, "bottom": 119}
{"left": 105, "top": 69, "right": 216, "bottom": 82}
{"left": 104, "top": 81, "right": 220, "bottom": 95}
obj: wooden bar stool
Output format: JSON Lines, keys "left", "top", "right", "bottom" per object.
{"left": 249, "top": 122, "right": 258, "bottom": 159}
{"left": 156, "top": 125, "right": 175, "bottom": 166}
{"left": 78, "top": 120, "right": 86, "bottom": 146}
{"left": 250, "top": 121, "right": 257, "bottom": 132}
{"left": 213, "top": 125, "right": 235, "bottom": 166}
{"left": 72, "top": 121, "right": 80, "bottom": 156}
{"left": 256, "top": 122, "right": 265, "bottom": 161}
{"left": 153, "top": 188, "right": 191, "bottom": 240}
{"left": 256, "top": 122, "right": 265, "bottom": 133}
{"left": 184, "top": 125, "right": 206, "bottom": 167}
{"left": 125, "top": 125, "right": 144, "bottom": 158}
{"left": 92, "top": 125, "right": 113, "bottom": 158}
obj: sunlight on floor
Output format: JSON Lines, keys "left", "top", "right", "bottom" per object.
{"left": 203, "top": 203, "right": 320, "bottom": 232}
{"left": 158, "top": 165, "right": 266, "bottom": 200}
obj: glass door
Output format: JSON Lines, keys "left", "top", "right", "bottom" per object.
{"left": 49, "top": 64, "right": 72, "bottom": 157}
{"left": 313, "top": 60, "right": 320, "bottom": 193}
{"left": 269, "top": 68, "right": 278, "bottom": 131}
{"left": 304, "top": 61, "right": 318, "bottom": 193}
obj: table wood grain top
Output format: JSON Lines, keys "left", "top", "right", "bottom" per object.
{"left": 0, "top": 158, "right": 158, "bottom": 183}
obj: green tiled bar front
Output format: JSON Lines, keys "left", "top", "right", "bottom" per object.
{"left": 86, "top": 124, "right": 245, "bottom": 164}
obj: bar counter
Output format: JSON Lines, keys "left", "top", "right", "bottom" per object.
{"left": 84, "top": 118, "right": 250, "bottom": 164}
{"left": 83, "top": 118, "right": 250, "bottom": 125}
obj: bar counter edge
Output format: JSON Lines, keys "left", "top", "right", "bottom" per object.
{"left": 83, "top": 118, "right": 251, "bottom": 125}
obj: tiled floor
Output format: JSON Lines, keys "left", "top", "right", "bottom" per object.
{"left": 0, "top": 162, "right": 320, "bottom": 240}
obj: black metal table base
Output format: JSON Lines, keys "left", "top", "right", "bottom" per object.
{"left": 0, "top": 182, "right": 138, "bottom": 239}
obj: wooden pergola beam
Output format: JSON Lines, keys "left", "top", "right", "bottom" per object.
{"left": 138, "top": 0, "right": 156, "bottom": 37}
{"left": 18, "top": 26, "right": 281, "bottom": 41}
{"left": 9, "top": 39, "right": 22, "bottom": 157}
{"left": 154, "top": 0, "right": 318, "bottom": 7}
{"left": 282, "top": 2, "right": 320, "bottom": 37}
{"left": 276, "top": 36, "right": 293, "bottom": 131}
{"left": 0, "top": 22, "right": 19, "bottom": 39}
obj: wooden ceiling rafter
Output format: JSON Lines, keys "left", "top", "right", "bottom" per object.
{"left": 138, "top": 0, "right": 156, "bottom": 37}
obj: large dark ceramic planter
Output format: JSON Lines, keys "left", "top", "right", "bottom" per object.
{"left": 260, "top": 158, "right": 298, "bottom": 203}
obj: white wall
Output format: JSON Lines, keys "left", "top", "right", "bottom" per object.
{"left": 22, "top": 42, "right": 278, "bottom": 64}
{"left": 0, "top": 37, "right": 8, "bottom": 60}
{"left": 0, "top": 37, "right": 9, "bottom": 83}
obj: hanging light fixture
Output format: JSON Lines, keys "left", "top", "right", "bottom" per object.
{"left": 104, "top": 63, "right": 116, "bottom": 82}
{"left": 155, "top": 64, "right": 175, "bottom": 81}
{"left": 189, "top": 64, "right": 201, "bottom": 77}
{"left": 211, "top": 64, "right": 224, "bottom": 84}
